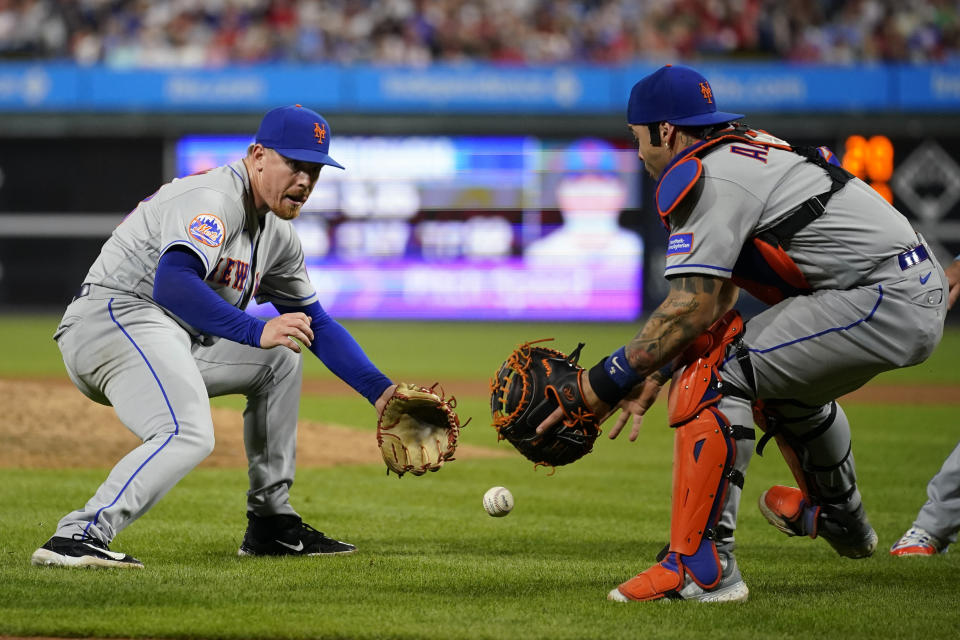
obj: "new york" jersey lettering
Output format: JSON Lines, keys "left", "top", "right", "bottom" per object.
{"left": 208, "top": 257, "right": 251, "bottom": 291}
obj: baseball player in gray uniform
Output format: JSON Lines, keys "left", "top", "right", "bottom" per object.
{"left": 891, "top": 256, "right": 960, "bottom": 557}
{"left": 538, "top": 64, "right": 947, "bottom": 602}
{"left": 32, "top": 105, "right": 398, "bottom": 568}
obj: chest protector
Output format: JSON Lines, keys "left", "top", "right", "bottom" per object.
{"left": 656, "top": 124, "right": 853, "bottom": 305}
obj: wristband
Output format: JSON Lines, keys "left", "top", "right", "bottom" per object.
{"left": 588, "top": 346, "right": 644, "bottom": 406}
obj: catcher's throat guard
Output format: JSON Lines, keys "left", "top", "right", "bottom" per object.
{"left": 490, "top": 339, "right": 600, "bottom": 469}
{"left": 629, "top": 311, "right": 745, "bottom": 599}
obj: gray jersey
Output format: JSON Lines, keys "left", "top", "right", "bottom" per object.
{"left": 83, "top": 160, "right": 317, "bottom": 337}
{"left": 664, "top": 132, "right": 919, "bottom": 289}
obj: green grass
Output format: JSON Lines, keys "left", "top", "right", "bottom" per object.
{"left": 3, "top": 314, "right": 960, "bottom": 383}
{"left": 1, "top": 315, "right": 960, "bottom": 639}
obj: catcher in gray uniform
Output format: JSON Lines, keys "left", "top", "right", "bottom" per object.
{"left": 538, "top": 64, "right": 947, "bottom": 602}
{"left": 32, "top": 105, "right": 410, "bottom": 568}
{"left": 891, "top": 256, "right": 960, "bottom": 557}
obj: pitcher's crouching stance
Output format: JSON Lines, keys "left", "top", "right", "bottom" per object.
{"left": 31, "top": 105, "right": 396, "bottom": 569}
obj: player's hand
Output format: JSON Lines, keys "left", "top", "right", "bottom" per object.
{"left": 607, "top": 376, "right": 664, "bottom": 442}
{"left": 535, "top": 374, "right": 610, "bottom": 435}
{"left": 946, "top": 259, "right": 960, "bottom": 310}
{"left": 260, "top": 312, "right": 313, "bottom": 352}
{"left": 374, "top": 383, "right": 398, "bottom": 416}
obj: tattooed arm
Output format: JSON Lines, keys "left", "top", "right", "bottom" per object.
{"left": 605, "top": 275, "right": 737, "bottom": 441}
{"left": 624, "top": 274, "right": 732, "bottom": 378}
{"left": 536, "top": 274, "right": 737, "bottom": 440}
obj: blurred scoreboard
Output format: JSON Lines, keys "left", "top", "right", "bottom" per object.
{"left": 176, "top": 134, "right": 644, "bottom": 320}
{"left": 1, "top": 129, "right": 957, "bottom": 314}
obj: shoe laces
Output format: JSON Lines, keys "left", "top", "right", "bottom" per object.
{"left": 297, "top": 521, "right": 330, "bottom": 541}
{"left": 70, "top": 532, "right": 107, "bottom": 549}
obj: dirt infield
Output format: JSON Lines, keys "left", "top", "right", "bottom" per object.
{"left": 1, "top": 376, "right": 956, "bottom": 470}
{"left": 0, "top": 378, "right": 510, "bottom": 470}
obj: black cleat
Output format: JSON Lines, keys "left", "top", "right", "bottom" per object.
{"left": 238, "top": 513, "right": 356, "bottom": 557}
{"left": 31, "top": 534, "right": 144, "bottom": 569}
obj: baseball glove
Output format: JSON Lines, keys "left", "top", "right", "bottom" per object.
{"left": 490, "top": 339, "right": 600, "bottom": 469}
{"left": 376, "top": 382, "right": 462, "bottom": 477}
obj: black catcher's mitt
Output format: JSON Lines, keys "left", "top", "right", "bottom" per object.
{"left": 490, "top": 340, "right": 600, "bottom": 469}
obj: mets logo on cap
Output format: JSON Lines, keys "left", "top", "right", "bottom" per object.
{"left": 188, "top": 213, "right": 225, "bottom": 247}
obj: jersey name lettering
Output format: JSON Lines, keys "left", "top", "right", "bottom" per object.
{"left": 729, "top": 144, "right": 770, "bottom": 163}
{"left": 208, "top": 257, "right": 251, "bottom": 291}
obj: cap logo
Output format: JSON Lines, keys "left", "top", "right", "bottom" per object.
{"left": 699, "top": 82, "right": 713, "bottom": 104}
{"left": 313, "top": 122, "right": 326, "bottom": 144}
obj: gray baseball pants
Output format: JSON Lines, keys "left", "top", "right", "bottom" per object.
{"left": 52, "top": 287, "right": 302, "bottom": 544}
{"left": 715, "top": 251, "right": 948, "bottom": 535}
{"left": 913, "top": 440, "right": 960, "bottom": 545}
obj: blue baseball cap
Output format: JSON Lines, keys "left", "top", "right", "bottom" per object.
{"left": 627, "top": 65, "right": 743, "bottom": 126}
{"left": 255, "top": 104, "right": 344, "bottom": 169}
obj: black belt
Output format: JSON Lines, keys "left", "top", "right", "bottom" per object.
{"left": 897, "top": 245, "right": 929, "bottom": 270}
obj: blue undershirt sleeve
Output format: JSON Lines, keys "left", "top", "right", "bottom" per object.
{"left": 154, "top": 246, "right": 266, "bottom": 347}
{"left": 274, "top": 300, "right": 393, "bottom": 405}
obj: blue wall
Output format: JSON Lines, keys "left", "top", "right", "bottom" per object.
{"left": 0, "top": 62, "right": 958, "bottom": 113}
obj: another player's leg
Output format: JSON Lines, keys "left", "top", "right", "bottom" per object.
{"left": 197, "top": 339, "right": 355, "bottom": 557}
{"left": 34, "top": 298, "right": 217, "bottom": 569}
{"left": 755, "top": 400, "right": 878, "bottom": 558}
{"left": 891, "top": 440, "right": 960, "bottom": 556}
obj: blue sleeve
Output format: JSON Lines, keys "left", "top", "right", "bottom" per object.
{"left": 154, "top": 246, "right": 266, "bottom": 348}
{"left": 275, "top": 300, "right": 393, "bottom": 405}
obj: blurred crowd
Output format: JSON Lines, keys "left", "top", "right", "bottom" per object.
{"left": 1, "top": 0, "right": 958, "bottom": 66}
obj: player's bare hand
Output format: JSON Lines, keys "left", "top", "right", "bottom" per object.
{"left": 535, "top": 374, "right": 610, "bottom": 435}
{"left": 374, "top": 383, "right": 398, "bottom": 416}
{"left": 946, "top": 259, "right": 960, "bottom": 310}
{"left": 260, "top": 312, "right": 313, "bottom": 352}
{"left": 608, "top": 377, "right": 664, "bottom": 442}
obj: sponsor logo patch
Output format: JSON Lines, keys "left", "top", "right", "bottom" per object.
{"left": 188, "top": 214, "right": 225, "bottom": 248}
{"left": 666, "top": 233, "right": 694, "bottom": 255}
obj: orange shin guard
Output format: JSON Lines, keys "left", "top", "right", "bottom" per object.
{"left": 616, "top": 563, "right": 684, "bottom": 602}
{"left": 670, "top": 406, "right": 735, "bottom": 557}
{"left": 617, "top": 406, "right": 737, "bottom": 600}
{"left": 617, "top": 312, "right": 742, "bottom": 601}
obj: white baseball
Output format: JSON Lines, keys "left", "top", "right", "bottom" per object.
{"left": 483, "top": 486, "right": 514, "bottom": 517}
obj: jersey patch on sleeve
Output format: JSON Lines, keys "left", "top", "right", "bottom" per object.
{"left": 666, "top": 233, "right": 694, "bottom": 256}
{"left": 188, "top": 213, "right": 225, "bottom": 248}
